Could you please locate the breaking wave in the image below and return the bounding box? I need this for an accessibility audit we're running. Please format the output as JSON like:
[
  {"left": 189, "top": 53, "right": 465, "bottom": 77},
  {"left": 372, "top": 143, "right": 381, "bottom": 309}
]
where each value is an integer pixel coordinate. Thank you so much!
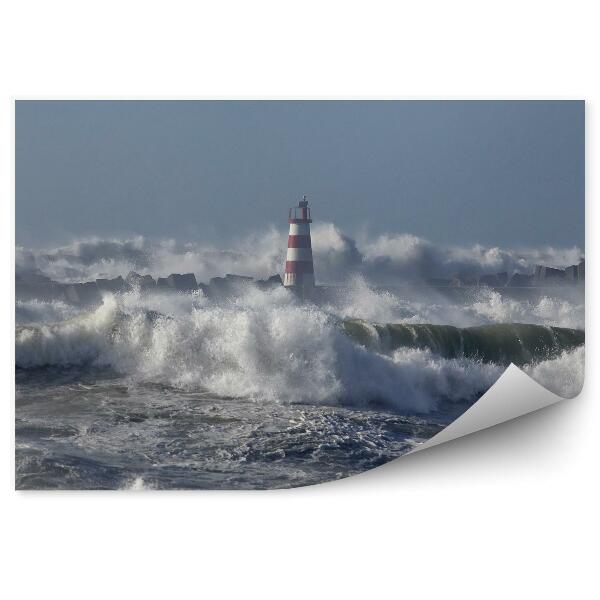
[
  {"left": 342, "top": 320, "right": 583, "bottom": 366},
  {"left": 15, "top": 288, "right": 584, "bottom": 410},
  {"left": 16, "top": 299, "right": 81, "bottom": 324},
  {"left": 16, "top": 228, "right": 584, "bottom": 285},
  {"left": 523, "top": 345, "right": 585, "bottom": 399},
  {"left": 323, "top": 278, "right": 585, "bottom": 329}
]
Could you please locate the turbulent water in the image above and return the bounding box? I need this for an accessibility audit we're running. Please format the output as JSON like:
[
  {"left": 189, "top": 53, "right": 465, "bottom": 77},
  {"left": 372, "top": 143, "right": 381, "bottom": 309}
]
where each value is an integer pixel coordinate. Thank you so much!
[{"left": 15, "top": 284, "right": 585, "bottom": 489}]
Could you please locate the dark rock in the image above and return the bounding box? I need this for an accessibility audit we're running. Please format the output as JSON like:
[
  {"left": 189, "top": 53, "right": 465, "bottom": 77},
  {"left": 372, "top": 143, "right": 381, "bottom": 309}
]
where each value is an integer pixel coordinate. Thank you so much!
[
  {"left": 256, "top": 274, "right": 283, "bottom": 290},
  {"left": 64, "top": 282, "right": 102, "bottom": 304},
  {"left": 166, "top": 273, "right": 198, "bottom": 291},
  {"left": 126, "top": 271, "right": 156, "bottom": 289},
  {"left": 208, "top": 276, "right": 228, "bottom": 295},
  {"left": 565, "top": 259, "right": 585, "bottom": 283},
  {"left": 96, "top": 276, "right": 128, "bottom": 293},
  {"left": 534, "top": 265, "right": 565, "bottom": 284},
  {"left": 225, "top": 274, "right": 253, "bottom": 283},
  {"left": 208, "top": 274, "right": 253, "bottom": 298}
]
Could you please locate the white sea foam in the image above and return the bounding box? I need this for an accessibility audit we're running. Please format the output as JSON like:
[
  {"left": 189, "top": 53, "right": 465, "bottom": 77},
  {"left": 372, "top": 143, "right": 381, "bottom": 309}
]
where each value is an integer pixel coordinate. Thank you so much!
[
  {"left": 15, "top": 288, "right": 584, "bottom": 409},
  {"left": 16, "top": 299, "right": 83, "bottom": 324},
  {"left": 524, "top": 345, "right": 585, "bottom": 399},
  {"left": 468, "top": 287, "right": 584, "bottom": 329},
  {"left": 120, "top": 476, "right": 153, "bottom": 491},
  {"left": 322, "top": 281, "right": 584, "bottom": 329},
  {"left": 16, "top": 228, "right": 584, "bottom": 285}
]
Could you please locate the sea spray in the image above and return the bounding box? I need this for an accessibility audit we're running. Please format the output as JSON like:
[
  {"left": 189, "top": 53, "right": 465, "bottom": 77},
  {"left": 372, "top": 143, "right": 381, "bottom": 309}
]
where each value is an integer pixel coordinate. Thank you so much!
[
  {"left": 17, "top": 231, "right": 584, "bottom": 291},
  {"left": 320, "top": 279, "right": 585, "bottom": 329},
  {"left": 15, "top": 289, "right": 585, "bottom": 408},
  {"left": 16, "top": 299, "right": 82, "bottom": 324},
  {"left": 15, "top": 285, "right": 586, "bottom": 490},
  {"left": 523, "top": 345, "right": 585, "bottom": 399}
]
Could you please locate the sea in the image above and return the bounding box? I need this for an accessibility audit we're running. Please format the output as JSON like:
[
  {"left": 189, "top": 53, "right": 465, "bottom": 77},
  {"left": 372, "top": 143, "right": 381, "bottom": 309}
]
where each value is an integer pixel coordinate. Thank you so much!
[{"left": 15, "top": 283, "right": 585, "bottom": 489}]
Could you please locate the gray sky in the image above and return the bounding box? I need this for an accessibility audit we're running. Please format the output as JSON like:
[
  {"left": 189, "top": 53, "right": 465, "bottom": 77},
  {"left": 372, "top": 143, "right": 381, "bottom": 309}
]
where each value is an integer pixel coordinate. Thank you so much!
[{"left": 16, "top": 100, "right": 584, "bottom": 249}]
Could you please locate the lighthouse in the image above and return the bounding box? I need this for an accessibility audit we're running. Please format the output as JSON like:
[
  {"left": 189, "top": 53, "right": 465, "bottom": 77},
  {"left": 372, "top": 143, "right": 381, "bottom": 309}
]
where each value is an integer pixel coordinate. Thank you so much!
[{"left": 284, "top": 195, "right": 315, "bottom": 295}]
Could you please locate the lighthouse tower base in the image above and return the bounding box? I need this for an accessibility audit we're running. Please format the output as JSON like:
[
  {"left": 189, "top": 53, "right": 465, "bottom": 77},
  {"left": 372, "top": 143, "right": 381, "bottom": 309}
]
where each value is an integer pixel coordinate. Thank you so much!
[{"left": 285, "top": 283, "right": 315, "bottom": 302}]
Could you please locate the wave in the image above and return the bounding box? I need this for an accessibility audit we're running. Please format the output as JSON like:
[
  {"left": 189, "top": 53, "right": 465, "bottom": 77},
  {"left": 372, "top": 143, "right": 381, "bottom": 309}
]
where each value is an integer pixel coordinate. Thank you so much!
[
  {"left": 523, "top": 345, "right": 584, "bottom": 399},
  {"left": 15, "top": 290, "right": 585, "bottom": 409},
  {"left": 16, "top": 229, "right": 584, "bottom": 285},
  {"left": 322, "top": 278, "right": 585, "bottom": 329},
  {"left": 16, "top": 299, "right": 82, "bottom": 324},
  {"left": 342, "top": 320, "right": 584, "bottom": 366}
]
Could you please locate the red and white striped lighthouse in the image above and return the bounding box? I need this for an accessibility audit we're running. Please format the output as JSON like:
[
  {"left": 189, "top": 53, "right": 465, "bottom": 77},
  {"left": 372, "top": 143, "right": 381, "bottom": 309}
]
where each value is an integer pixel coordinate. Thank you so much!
[{"left": 284, "top": 195, "right": 315, "bottom": 292}]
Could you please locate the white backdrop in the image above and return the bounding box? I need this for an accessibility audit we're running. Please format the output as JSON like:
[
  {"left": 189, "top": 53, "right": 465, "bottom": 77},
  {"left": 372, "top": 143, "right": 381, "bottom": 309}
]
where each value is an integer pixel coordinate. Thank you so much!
[{"left": 1, "top": 2, "right": 597, "bottom": 598}]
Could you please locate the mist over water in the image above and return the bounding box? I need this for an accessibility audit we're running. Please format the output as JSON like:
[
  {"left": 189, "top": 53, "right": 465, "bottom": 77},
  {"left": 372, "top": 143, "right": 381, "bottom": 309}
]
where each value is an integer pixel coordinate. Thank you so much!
[
  {"left": 16, "top": 225, "right": 584, "bottom": 285},
  {"left": 15, "top": 230, "right": 585, "bottom": 489}
]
